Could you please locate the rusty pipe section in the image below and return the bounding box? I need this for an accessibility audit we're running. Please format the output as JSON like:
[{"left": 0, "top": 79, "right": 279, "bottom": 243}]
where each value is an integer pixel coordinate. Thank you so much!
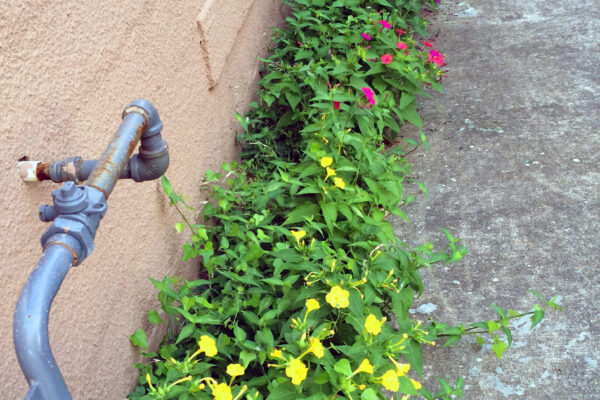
[
  {"left": 85, "top": 107, "right": 146, "bottom": 198},
  {"left": 18, "top": 101, "right": 168, "bottom": 190}
]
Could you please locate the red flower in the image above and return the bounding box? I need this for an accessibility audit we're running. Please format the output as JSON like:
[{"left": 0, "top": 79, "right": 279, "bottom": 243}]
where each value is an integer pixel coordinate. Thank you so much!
[
  {"left": 379, "top": 20, "right": 391, "bottom": 29},
  {"left": 396, "top": 42, "right": 407, "bottom": 50},
  {"left": 333, "top": 101, "right": 341, "bottom": 110},
  {"left": 423, "top": 40, "right": 434, "bottom": 47},
  {"left": 381, "top": 53, "right": 393, "bottom": 64},
  {"left": 396, "top": 29, "right": 406, "bottom": 35},
  {"left": 428, "top": 50, "right": 444, "bottom": 66}
]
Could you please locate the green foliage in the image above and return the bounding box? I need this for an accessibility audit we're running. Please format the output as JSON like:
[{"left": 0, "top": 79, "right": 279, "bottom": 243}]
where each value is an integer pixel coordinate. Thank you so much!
[{"left": 129, "top": 1, "right": 560, "bottom": 399}]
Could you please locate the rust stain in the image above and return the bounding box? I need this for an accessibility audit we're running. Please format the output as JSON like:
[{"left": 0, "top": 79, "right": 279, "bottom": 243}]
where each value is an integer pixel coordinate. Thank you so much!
[
  {"left": 43, "top": 241, "right": 78, "bottom": 265},
  {"left": 86, "top": 183, "right": 109, "bottom": 200},
  {"left": 36, "top": 162, "right": 51, "bottom": 180}
]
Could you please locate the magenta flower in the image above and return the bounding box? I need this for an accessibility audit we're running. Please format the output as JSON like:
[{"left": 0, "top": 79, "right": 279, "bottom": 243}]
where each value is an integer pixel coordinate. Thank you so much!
[
  {"left": 333, "top": 101, "right": 341, "bottom": 110},
  {"left": 396, "top": 29, "right": 406, "bottom": 35},
  {"left": 361, "top": 87, "right": 376, "bottom": 106},
  {"left": 381, "top": 53, "right": 393, "bottom": 64},
  {"left": 379, "top": 20, "right": 391, "bottom": 29},
  {"left": 428, "top": 50, "right": 445, "bottom": 66},
  {"left": 423, "top": 40, "right": 434, "bottom": 48},
  {"left": 396, "top": 42, "right": 407, "bottom": 50},
  {"left": 361, "top": 32, "right": 371, "bottom": 41}
]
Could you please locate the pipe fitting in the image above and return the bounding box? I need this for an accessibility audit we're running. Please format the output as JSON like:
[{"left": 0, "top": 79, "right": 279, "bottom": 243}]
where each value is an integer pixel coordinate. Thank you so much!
[
  {"left": 123, "top": 99, "right": 163, "bottom": 138},
  {"left": 40, "top": 183, "right": 107, "bottom": 265}
]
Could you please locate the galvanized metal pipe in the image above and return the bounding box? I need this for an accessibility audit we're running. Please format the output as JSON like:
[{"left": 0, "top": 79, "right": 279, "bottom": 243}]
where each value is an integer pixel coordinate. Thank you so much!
[
  {"left": 14, "top": 235, "right": 82, "bottom": 400},
  {"left": 14, "top": 100, "right": 166, "bottom": 400},
  {"left": 85, "top": 110, "right": 147, "bottom": 199}
]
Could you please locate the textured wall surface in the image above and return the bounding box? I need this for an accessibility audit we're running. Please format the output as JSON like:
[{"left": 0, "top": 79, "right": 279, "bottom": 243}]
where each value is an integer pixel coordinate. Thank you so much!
[{"left": 0, "top": 0, "right": 283, "bottom": 398}]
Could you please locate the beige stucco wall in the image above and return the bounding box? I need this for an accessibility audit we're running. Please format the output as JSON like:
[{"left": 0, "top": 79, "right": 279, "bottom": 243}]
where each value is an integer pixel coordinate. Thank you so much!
[{"left": 0, "top": 1, "right": 283, "bottom": 398}]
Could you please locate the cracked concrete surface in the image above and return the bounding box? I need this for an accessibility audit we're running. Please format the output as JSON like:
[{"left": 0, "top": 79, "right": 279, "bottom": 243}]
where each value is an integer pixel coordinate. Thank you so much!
[{"left": 390, "top": 0, "right": 600, "bottom": 398}]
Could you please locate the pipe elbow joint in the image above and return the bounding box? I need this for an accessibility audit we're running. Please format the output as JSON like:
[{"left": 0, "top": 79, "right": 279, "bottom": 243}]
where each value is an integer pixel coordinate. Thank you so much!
[
  {"left": 128, "top": 148, "right": 169, "bottom": 182},
  {"left": 123, "top": 99, "right": 163, "bottom": 138},
  {"left": 123, "top": 99, "right": 169, "bottom": 182}
]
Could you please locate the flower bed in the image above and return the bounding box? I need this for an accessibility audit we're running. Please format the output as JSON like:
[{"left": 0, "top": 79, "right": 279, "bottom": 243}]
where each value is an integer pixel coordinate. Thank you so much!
[{"left": 128, "top": 1, "right": 559, "bottom": 399}]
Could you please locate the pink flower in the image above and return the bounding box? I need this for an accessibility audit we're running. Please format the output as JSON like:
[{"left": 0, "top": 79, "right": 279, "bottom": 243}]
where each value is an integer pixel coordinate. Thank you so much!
[
  {"left": 379, "top": 20, "right": 391, "bottom": 29},
  {"left": 381, "top": 53, "right": 393, "bottom": 64},
  {"left": 361, "top": 32, "right": 371, "bottom": 41},
  {"left": 333, "top": 101, "right": 341, "bottom": 110},
  {"left": 428, "top": 50, "right": 445, "bottom": 66},
  {"left": 361, "top": 87, "right": 376, "bottom": 106},
  {"left": 396, "top": 29, "right": 406, "bottom": 35},
  {"left": 396, "top": 42, "right": 407, "bottom": 50},
  {"left": 423, "top": 40, "right": 434, "bottom": 47}
]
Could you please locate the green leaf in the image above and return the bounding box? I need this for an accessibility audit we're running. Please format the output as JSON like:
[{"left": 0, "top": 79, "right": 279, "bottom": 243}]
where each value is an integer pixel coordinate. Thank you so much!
[
  {"left": 283, "top": 202, "right": 319, "bottom": 225},
  {"left": 530, "top": 305, "right": 545, "bottom": 329},
  {"left": 130, "top": 329, "right": 148, "bottom": 350},
  {"left": 361, "top": 388, "right": 379, "bottom": 400},
  {"left": 492, "top": 336, "right": 508, "bottom": 359},
  {"left": 399, "top": 93, "right": 415, "bottom": 109},
  {"left": 234, "top": 111, "right": 249, "bottom": 134},
  {"left": 174, "top": 222, "right": 184, "bottom": 233},
  {"left": 333, "top": 358, "right": 352, "bottom": 376},
  {"left": 490, "top": 303, "right": 507, "bottom": 320},
  {"left": 487, "top": 320, "right": 501, "bottom": 334},
  {"left": 435, "top": 377, "right": 453, "bottom": 396},
  {"left": 401, "top": 105, "right": 423, "bottom": 128},
  {"left": 240, "top": 350, "right": 257, "bottom": 367},
  {"left": 285, "top": 91, "right": 301, "bottom": 110},
  {"left": 161, "top": 175, "right": 172, "bottom": 196},
  {"left": 176, "top": 324, "right": 195, "bottom": 344},
  {"left": 529, "top": 289, "right": 548, "bottom": 303},
  {"left": 443, "top": 335, "right": 461, "bottom": 347},
  {"left": 148, "top": 309, "right": 165, "bottom": 325},
  {"left": 321, "top": 201, "right": 337, "bottom": 231},
  {"left": 405, "top": 339, "right": 423, "bottom": 376},
  {"left": 234, "top": 324, "right": 247, "bottom": 342},
  {"left": 314, "top": 372, "right": 330, "bottom": 384},
  {"left": 474, "top": 335, "right": 486, "bottom": 346}
]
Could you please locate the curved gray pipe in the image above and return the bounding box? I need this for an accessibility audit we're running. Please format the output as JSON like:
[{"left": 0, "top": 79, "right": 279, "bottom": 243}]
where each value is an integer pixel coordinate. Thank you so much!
[
  {"left": 14, "top": 99, "right": 168, "bottom": 400},
  {"left": 14, "top": 235, "right": 82, "bottom": 400}
]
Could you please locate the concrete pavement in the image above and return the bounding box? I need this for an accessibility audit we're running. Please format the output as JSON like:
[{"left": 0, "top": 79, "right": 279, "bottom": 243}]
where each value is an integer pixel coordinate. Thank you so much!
[{"left": 390, "top": 0, "right": 600, "bottom": 398}]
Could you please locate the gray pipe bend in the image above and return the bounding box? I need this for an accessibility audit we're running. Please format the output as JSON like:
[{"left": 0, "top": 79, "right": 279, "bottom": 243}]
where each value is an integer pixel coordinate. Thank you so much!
[{"left": 14, "top": 234, "right": 82, "bottom": 400}]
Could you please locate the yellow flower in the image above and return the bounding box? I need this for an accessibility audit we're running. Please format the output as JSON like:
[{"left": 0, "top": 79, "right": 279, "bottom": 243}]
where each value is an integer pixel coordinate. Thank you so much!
[
  {"left": 305, "top": 298, "right": 320, "bottom": 313},
  {"left": 291, "top": 230, "right": 306, "bottom": 245},
  {"left": 326, "top": 285, "right": 350, "bottom": 308},
  {"left": 285, "top": 358, "right": 308, "bottom": 385},
  {"left": 381, "top": 369, "right": 400, "bottom": 392},
  {"left": 270, "top": 348, "right": 284, "bottom": 359},
  {"left": 325, "top": 167, "right": 336, "bottom": 181},
  {"left": 226, "top": 363, "right": 245, "bottom": 378},
  {"left": 333, "top": 177, "right": 346, "bottom": 190},
  {"left": 145, "top": 373, "right": 154, "bottom": 390},
  {"left": 308, "top": 337, "right": 324, "bottom": 358},
  {"left": 198, "top": 335, "right": 218, "bottom": 357},
  {"left": 410, "top": 378, "right": 422, "bottom": 390},
  {"left": 320, "top": 156, "right": 333, "bottom": 168},
  {"left": 389, "top": 357, "right": 410, "bottom": 376},
  {"left": 212, "top": 382, "right": 232, "bottom": 400},
  {"left": 354, "top": 359, "right": 374, "bottom": 375},
  {"left": 364, "top": 314, "right": 386, "bottom": 336}
]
